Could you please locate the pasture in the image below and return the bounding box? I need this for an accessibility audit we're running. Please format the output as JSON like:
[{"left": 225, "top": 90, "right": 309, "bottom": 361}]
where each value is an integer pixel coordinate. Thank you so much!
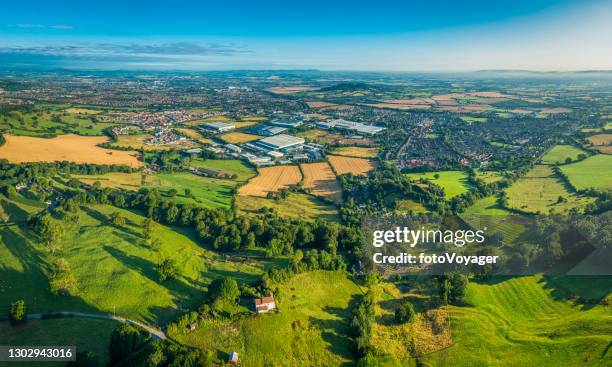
[
  {"left": 560, "top": 154, "right": 612, "bottom": 191},
  {"left": 75, "top": 172, "right": 235, "bottom": 209},
  {"left": 0, "top": 134, "right": 141, "bottom": 167},
  {"left": 0, "top": 205, "right": 269, "bottom": 324},
  {"left": 300, "top": 162, "right": 342, "bottom": 202},
  {"left": 474, "top": 170, "right": 505, "bottom": 184},
  {"left": 406, "top": 171, "right": 472, "bottom": 199},
  {"left": 505, "top": 165, "right": 594, "bottom": 213},
  {"left": 189, "top": 159, "right": 256, "bottom": 181},
  {"left": 172, "top": 271, "right": 361, "bottom": 367},
  {"left": 331, "top": 146, "right": 379, "bottom": 158},
  {"left": 461, "top": 195, "right": 526, "bottom": 244},
  {"left": 238, "top": 165, "right": 302, "bottom": 197},
  {"left": 236, "top": 193, "right": 338, "bottom": 221},
  {"left": 424, "top": 276, "right": 611, "bottom": 367},
  {"left": 0, "top": 108, "right": 116, "bottom": 137},
  {"left": 541, "top": 145, "right": 588, "bottom": 165},
  {"left": 327, "top": 155, "right": 376, "bottom": 176}
]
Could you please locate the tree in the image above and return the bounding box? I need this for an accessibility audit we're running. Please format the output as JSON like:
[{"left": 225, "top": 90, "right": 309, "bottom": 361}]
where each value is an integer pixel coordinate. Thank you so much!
[
  {"left": 142, "top": 218, "right": 153, "bottom": 243},
  {"left": 9, "top": 299, "right": 26, "bottom": 325},
  {"left": 49, "top": 258, "right": 78, "bottom": 296},
  {"left": 438, "top": 277, "right": 452, "bottom": 305},
  {"left": 184, "top": 188, "right": 192, "bottom": 198},
  {"left": 109, "top": 323, "right": 149, "bottom": 363},
  {"left": 433, "top": 173, "right": 440, "bottom": 179},
  {"left": 565, "top": 157, "right": 572, "bottom": 164},
  {"left": 394, "top": 302, "right": 415, "bottom": 323},
  {"left": 207, "top": 277, "right": 239, "bottom": 310},
  {"left": 449, "top": 275, "right": 468, "bottom": 304},
  {"left": 168, "top": 188, "right": 178, "bottom": 197},
  {"left": 155, "top": 258, "right": 179, "bottom": 281},
  {"left": 109, "top": 211, "right": 125, "bottom": 227},
  {"left": 36, "top": 214, "right": 64, "bottom": 254}
]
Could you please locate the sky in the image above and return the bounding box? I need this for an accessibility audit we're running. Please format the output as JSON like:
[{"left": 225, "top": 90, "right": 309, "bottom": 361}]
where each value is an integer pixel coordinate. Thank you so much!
[{"left": 0, "top": 0, "right": 610, "bottom": 71}]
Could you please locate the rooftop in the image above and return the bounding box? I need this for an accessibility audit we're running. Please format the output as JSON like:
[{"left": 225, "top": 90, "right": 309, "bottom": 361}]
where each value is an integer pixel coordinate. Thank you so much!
[
  {"left": 257, "top": 134, "right": 305, "bottom": 149},
  {"left": 204, "top": 121, "right": 235, "bottom": 129}
]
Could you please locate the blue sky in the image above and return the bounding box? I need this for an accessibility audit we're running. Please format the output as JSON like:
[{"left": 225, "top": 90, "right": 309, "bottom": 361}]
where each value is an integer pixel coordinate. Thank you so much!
[{"left": 0, "top": 0, "right": 610, "bottom": 71}]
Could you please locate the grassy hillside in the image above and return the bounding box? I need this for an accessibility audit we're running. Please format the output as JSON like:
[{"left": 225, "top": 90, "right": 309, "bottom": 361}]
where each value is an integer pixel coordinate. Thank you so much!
[
  {"left": 424, "top": 275, "right": 611, "bottom": 367},
  {"left": 0, "top": 205, "right": 274, "bottom": 324},
  {"left": 172, "top": 271, "right": 362, "bottom": 367},
  {"left": 461, "top": 195, "right": 527, "bottom": 244}
]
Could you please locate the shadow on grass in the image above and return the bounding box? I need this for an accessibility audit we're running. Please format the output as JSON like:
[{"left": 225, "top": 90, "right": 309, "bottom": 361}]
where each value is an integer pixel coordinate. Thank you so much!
[
  {"left": 307, "top": 294, "right": 361, "bottom": 366},
  {"left": 103, "top": 245, "right": 206, "bottom": 324}
]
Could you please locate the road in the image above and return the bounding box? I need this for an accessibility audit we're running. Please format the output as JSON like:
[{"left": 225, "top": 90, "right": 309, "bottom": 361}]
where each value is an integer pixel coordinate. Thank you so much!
[{"left": 26, "top": 311, "right": 167, "bottom": 340}]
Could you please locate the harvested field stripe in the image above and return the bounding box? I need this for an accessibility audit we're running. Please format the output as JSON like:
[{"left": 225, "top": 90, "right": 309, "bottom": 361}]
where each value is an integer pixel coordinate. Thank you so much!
[{"left": 238, "top": 165, "right": 302, "bottom": 197}]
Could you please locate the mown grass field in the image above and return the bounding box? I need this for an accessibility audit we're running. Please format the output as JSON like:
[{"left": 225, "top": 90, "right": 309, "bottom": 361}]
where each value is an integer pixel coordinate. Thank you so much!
[
  {"left": 0, "top": 318, "right": 117, "bottom": 366},
  {"left": 474, "top": 170, "right": 505, "bottom": 184},
  {"left": 541, "top": 145, "right": 588, "bottom": 165},
  {"left": 0, "top": 205, "right": 274, "bottom": 324},
  {"left": 423, "top": 276, "right": 612, "bottom": 367},
  {"left": 461, "top": 195, "right": 527, "bottom": 244},
  {"left": 188, "top": 159, "right": 256, "bottom": 181},
  {"left": 407, "top": 171, "right": 473, "bottom": 199},
  {"left": 236, "top": 193, "right": 339, "bottom": 221},
  {"left": 74, "top": 171, "right": 236, "bottom": 209},
  {"left": 560, "top": 154, "right": 612, "bottom": 191},
  {"left": 505, "top": 165, "right": 594, "bottom": 213},
  {"left": 172, "top": 271, "right": 363, "bottom": 367}
]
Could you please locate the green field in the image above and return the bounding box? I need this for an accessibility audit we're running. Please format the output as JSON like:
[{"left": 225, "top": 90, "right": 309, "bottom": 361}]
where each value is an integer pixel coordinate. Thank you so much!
[
  {"left": 0, "top": 205, "right": 274, "bottom": 324},
  {"left": 560, "top": 154, "right": 612, "bottom": 191},
  {"left": 172, "top": 271, "right": 363, "bottom": 367},
  {"left": 459, "top": 116, "right": 487, "bottom": 123},
  {"left": 0, "top": 108, "right": 117, "bottom": 137},
  {"left": 407, "top": 171, "right": 473, "bottom": 199},
  {"left": 461, "top": 195, "right": 526, "bottom": 244},
  {"left": 505, "top": 165, "right": 594, "bottom": 214},
  {"left": 189, "top": 159, "right": 256, "bottom": 181},
  {"left": 0, "top": 318, "right": 117, "bottom": 366},
  {"left": 541, "top": 145, "right": 588, "bottom": 165},
  {"left": 74, "top": 171, "right": 236, "bottom": 209},
  {"left": 474, "top": 170, "right": 505, "bottom": 184},
  {"left": 237, "top": 193, "right": 339, "bottom": 221},
  {"left": 424, "top": 276, "right": 612, "bottom": 367}
]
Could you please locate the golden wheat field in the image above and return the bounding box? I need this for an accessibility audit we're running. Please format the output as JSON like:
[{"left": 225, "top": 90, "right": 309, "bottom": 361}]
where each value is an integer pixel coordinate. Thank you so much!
[
  {"left": 238, "top": 165, "right": 302, "bottom": 197},
  {"left": 300, "top": 162, "right": 342, "bottom": 202},
  {"left": 0, "top": 134, "right": 141, "bottom": 167},
  {"left": 327, "top": 155, "right": 376, "bottom": 176},
  {"left": 331, "top": 146, "right": 379, "bottom": 158},
  {"left": 220, "top": 132, "right": 262, "bottom": 144}
]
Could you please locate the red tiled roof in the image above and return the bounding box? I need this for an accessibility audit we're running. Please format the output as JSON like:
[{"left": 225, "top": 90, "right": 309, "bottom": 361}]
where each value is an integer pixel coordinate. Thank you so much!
[{"left": 255, "top": 295, "right": 274, "bottom": 305}]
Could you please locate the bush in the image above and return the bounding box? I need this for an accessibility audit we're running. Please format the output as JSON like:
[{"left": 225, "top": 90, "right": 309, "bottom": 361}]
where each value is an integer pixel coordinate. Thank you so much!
[
  {"left": 394, "top": 302, "right": 415, "bottom": 323},
  {"left": 9, "top": 300, "right": 26, "bottom": 325}
]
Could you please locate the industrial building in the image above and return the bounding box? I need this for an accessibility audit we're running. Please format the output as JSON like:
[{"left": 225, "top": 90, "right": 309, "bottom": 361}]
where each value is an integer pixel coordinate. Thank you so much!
[
  {"left": 249, "top": 125, "right": 287, "bottom": 136},
  {"left": 253, "top": 134, "right": 305, "bottom": 151},
  {"left": 268, "top": 118, "right": 303, "bottom": 128},
  {"left": 316, "top": 119, "right": 385, "bottom": 135},
  {"left": 201, "top": 121, "right": 235, "bottom": 134}
]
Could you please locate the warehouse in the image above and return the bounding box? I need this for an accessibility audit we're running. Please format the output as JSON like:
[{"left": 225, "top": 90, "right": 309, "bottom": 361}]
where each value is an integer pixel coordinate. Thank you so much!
[
  {"left": 201, "top": 121, "right": 235, "bottom": 134},
  {"left": 249, "top": 125, "right": 287, "bottom": 136},
  {"left": 254, "top": 134, "right": 305, "bottom": 151}
]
